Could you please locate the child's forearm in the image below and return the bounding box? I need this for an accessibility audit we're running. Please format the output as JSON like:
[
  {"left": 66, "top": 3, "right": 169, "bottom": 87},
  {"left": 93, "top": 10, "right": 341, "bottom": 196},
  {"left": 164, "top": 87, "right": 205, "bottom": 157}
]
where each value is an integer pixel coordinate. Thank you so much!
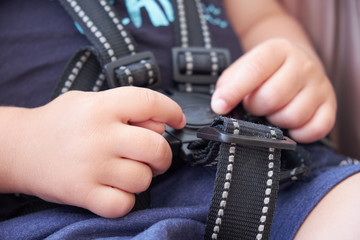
[
  {"left": 223, "top": 0, "right": 321, "bottom": 65},
  {"left": 0, "top": 107, "right": 30, "bottom": 193}
]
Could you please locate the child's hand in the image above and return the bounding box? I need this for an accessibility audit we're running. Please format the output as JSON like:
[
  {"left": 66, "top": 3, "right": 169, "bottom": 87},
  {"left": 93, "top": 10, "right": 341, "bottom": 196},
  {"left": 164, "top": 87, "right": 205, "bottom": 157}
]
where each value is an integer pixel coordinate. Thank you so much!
[
  {"left": 211, "top": 38, "right": 337, "bottom": 143},
  {"left": 4, "top": 87, "right": 185, "bottom": 218}
]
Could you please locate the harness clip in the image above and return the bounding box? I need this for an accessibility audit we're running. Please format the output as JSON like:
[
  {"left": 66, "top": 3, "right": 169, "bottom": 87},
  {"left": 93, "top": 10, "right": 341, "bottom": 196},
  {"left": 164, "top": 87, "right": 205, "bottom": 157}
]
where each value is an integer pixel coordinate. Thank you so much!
[
  {"left": 172, "top": 47, "right": 231, "bottom": 85},
  {"left": 104, "top": 51, "right": 161, "bottom": 89},
  {"left": 197, "top": 126, "right": 297, "bottom": 150}
]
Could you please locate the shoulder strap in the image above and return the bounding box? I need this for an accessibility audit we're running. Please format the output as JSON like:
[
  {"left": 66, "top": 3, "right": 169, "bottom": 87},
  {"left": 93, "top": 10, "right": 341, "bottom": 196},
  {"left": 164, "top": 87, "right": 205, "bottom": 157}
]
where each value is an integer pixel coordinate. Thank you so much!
[
  {"left": 170, "top": 0, "right": 231, "bottom": 94},
  {"left": 196, "top": 118, "right": 294, "bottom": 240},
  {"left": 52, "top": 0, "right": 161, "bottom": 99},
  {"left": 53, "top": 0, "right": 231, "bottom": 98}
]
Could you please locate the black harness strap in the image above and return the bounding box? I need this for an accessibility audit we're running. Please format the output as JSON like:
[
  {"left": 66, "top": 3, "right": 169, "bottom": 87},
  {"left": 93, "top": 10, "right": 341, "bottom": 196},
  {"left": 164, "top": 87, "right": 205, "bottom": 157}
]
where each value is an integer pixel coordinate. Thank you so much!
[
  {"left": 52, "top": 0, "right": 160, "bottom": 99},
  {"left": 60, "top": 0, "right": 137, "bottom": 62},
  {"left": 195, "top": 117, "right": 294, "bottom": 240},
  {"left": 51, "top": 48, "right": 106, "bottom": 96},
  {"left": 170, "top": 0, "right": 230, "bottom": 94}
]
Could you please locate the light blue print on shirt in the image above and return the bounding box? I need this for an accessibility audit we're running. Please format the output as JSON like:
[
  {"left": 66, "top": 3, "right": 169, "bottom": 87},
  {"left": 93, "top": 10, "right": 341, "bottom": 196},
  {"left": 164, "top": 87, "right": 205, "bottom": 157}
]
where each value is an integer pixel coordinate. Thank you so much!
[
  {"left": 121, "top": 0, "right": 228, "bottom": 29},
  {"left": 202, "top": 3, "right": 228, "bottom": 28},
  {"left": 124, "top": 0, "right": 174, "bottom": 28}
]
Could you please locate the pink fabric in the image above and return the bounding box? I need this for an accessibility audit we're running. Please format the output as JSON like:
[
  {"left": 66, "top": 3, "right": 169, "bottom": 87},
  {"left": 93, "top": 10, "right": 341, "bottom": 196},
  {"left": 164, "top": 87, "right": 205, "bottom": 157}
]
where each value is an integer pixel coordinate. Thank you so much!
[{"left": 280, "top": 0, "right": 360, "bottom": 159}]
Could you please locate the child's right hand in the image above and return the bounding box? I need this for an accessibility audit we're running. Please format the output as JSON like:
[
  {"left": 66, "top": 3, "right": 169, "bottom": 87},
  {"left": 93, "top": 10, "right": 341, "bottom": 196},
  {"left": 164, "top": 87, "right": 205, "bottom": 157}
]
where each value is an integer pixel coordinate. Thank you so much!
[
  {"left": 211, "top": 39, "right": 337, "bottom": 143},
  {"left": 0, "top": 87, "right": 185, "bottom": 218}
]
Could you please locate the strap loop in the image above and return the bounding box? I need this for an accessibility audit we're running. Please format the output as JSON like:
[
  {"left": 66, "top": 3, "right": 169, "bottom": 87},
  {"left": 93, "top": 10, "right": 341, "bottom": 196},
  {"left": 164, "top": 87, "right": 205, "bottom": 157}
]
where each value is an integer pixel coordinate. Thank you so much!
[
  {"left": 104, "top": 51, "right": 161, "bottom": 88},
  {"left": 172, "top": 47, "right": 231, "bottom": 85},
  {"left": 197, "top": 126, "right": 296, "bottom": 150}
]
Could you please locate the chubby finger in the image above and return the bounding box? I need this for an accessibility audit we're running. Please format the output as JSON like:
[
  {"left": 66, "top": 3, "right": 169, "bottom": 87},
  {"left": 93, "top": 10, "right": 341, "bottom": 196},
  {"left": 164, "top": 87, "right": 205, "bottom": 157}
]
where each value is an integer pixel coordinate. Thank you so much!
[
  {"left": 130, "top": 120, "right": 166, "bottom": 134},
  {"left": 242, "top": 58, "right": 304, "bottom": 116},
  {"left": 211, "top": 39, "right": 287, "bottom": 115},
  {"left": 111, "top": 124, "right": 172, "bottom": 176},
  {"left": 265, "top": 84, "right": 321, "bottom": 130},
  {"left": 104, "top": 87, "right": 186, "bottom": 129},
  {"left": 288, "top": 101, "right": 336, "bottom": 143},
  {"left": 266, "top": 73, "right": 335, "bottom": 128},
  {"left": 85, "top": 185, "right": 135, "bottom": 218},
  {"left": 97, "top": 158, "right": 153, "bottom": 194}
]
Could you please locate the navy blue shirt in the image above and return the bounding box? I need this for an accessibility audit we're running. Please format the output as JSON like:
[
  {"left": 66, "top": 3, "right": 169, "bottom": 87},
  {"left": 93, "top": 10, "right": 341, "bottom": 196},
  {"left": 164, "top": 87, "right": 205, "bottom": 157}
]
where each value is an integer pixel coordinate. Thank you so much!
[{"left": 0, "top": 0, "right": 242, "bottom": 108}]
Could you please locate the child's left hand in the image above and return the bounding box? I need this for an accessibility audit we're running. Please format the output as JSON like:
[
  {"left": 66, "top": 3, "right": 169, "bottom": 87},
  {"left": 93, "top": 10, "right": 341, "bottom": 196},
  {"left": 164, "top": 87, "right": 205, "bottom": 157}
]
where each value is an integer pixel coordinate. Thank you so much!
[{"left": 211, "top": 38, "right": 337, "bottom": 143}]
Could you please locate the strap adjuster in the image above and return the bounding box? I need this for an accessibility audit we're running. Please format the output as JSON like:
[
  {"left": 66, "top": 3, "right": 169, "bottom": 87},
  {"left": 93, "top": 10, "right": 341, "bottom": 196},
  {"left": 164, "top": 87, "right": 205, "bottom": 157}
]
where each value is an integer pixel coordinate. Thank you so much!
[
  {"left": 172, "top": 47, "right": 231, "bottom": 85},
  {"left": 197, "top": 126, "right": 297, "bottom": 150},
  {"left": 104, "top": 51, "right": 161, "bottom": 89}
]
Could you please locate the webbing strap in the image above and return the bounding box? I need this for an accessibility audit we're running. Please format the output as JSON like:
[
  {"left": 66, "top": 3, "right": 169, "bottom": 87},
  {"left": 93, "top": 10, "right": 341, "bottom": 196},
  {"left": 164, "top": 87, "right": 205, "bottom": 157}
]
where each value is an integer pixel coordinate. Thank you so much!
[
  {"left": 170, "top": 0, "right": 230, "bottom": 94},
  {"left": 52, "top": 0, "right": 160, "bottom": 99},
  {"left": 51, "top": 48, "right": 107, "bottom": 97},
  {"left": 195, "top": 117, "right": 283, "bottom": 240},
  {"left": 171, "top": 0, "right": 210, "bottom": 47},
  {"left": 59, "top": 0, "right": 137, "bottom": 62}
]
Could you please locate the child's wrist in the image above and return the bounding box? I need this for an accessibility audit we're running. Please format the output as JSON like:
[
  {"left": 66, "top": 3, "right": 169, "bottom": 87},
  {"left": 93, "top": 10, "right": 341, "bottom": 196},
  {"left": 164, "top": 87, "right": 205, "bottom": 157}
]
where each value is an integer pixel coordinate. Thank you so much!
[{"left": 0, "top": 107, "right": 33, "bottom": 194}]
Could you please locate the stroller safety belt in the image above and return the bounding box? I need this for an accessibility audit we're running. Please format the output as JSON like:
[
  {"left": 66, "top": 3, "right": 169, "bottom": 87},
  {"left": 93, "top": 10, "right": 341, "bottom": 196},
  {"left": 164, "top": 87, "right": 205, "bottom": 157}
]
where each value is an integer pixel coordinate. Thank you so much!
[
  {"left": 55, "top": 1, "right": 311, "bottom": 239},
  {"left": 195, "top": 117, "right": 294, "bottom": 240},
  {"left": 52, "top": 0, "right": 161, "bottom": 98},
  {"left": 170, "top": 0, "right": 230, "bottom": 94}
]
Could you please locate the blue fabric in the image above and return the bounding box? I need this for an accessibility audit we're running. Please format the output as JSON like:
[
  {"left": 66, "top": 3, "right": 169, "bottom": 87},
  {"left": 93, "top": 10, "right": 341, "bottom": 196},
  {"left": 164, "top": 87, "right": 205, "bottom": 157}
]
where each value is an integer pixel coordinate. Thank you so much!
[
  {"left": 0, "top": 167, "right": 213, "bottom": 240},
  {"left": 1, "top": 144, "right": 360, "bottom": 239},
  {"left": 270, "top": 144, "right": 360, "bottom": 239}
]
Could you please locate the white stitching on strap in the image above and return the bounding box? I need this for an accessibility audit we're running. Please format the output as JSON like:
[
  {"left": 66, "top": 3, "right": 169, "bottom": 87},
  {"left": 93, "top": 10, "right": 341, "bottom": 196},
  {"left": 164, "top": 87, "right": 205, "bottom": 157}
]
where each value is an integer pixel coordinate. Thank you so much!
[
  {"left": 67, "top": 0, "right": 117, "bottom": 61},
  {"left": 194, "top": 0, "right": 219, "bottom": 79},
  {"left": 176, "top": 0, "right": 189, "bottom": 48},
  {"left": 99, "top": 0, "right": 136, "bottom": 55},
  {"left": 211, "top": 119, "right": 239, "bottom": 240},
  {"left": 61, "top": 50, "right": 91, "bottom": 94},
  {"left": 92, "top": 72, "right": 106, "bottom": 92},
  {"left": 175, "top": 0, "right": 193, "bottom": 87},
  {"left": 256, "top": 128, "right": 277, "bottom": 240},
  {"left": 194, "top": 0, "right": 211, "bottom": 48},
  {"left": 140, "top": 60, "right": 155, "bottom": 85},
  {"left": 119, "top": 66, "right": 134, "bottom": 85},
  {"left": 176, "top": 0, "right": 219, "bottom": 93}
]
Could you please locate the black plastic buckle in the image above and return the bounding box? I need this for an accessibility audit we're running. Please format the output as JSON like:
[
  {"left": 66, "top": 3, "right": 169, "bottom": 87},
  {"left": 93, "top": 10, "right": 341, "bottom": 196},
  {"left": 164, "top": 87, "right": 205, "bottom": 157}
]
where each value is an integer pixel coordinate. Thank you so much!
[
  {"left": 197, "top": 126, "right": 297, "bottom": 150},
  {"left": 104, "top": 51, "right": 160, "bottom": 88},
  {"left": 172, "top": 47, "right": 231, "bottom": 85},
  {"left": 162, "top": 90, "right": 218, "bottom": 168}
]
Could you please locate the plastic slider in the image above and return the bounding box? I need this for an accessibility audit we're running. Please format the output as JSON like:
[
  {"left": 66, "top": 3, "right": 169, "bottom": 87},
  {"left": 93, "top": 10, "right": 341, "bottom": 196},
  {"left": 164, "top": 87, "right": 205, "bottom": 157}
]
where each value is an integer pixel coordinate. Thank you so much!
[
  {"left": 172, "top": 46, "right": 231, "bottom": 85},
  {"left": 104, "top": 51, "right": 160, "bottom": 88},
  {"left": 197, "top": 126, "right": 296, "bottom": 150}
]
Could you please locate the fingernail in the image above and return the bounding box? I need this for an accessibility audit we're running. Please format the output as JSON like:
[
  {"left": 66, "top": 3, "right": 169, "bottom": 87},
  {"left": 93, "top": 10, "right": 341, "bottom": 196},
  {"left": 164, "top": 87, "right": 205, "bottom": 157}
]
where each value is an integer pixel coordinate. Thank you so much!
[
  {"left": 211, "top": 98, "right": 227, "bottom": 114},
  {"left": 180, "top": 114, "right": 186, "bottom": 127}
]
